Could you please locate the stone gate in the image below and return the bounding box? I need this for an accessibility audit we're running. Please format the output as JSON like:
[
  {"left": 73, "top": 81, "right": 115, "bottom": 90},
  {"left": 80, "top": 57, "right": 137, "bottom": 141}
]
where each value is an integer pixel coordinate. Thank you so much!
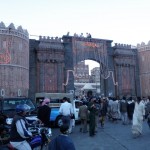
[
  {"left": 62, "top": 35, "right": 140, "bottom": 97},
  {"left": 29, "top": 35, "right": 141, "bottom": 99}
]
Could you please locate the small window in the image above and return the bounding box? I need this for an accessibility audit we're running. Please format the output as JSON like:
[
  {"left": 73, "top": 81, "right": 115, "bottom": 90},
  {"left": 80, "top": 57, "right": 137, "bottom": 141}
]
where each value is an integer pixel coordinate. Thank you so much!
[
  {"left": 18, "top": 89, "right": 21, "bottom": 96},
  {"left": 1, "top": 89, "right": 5, "bottom": 97}
]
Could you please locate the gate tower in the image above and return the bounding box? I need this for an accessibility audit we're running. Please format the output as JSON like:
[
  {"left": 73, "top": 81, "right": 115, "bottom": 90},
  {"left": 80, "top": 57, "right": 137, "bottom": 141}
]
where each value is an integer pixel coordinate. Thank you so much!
[{"left": 0, "top": 22, "right": 29, "bottom": 98}]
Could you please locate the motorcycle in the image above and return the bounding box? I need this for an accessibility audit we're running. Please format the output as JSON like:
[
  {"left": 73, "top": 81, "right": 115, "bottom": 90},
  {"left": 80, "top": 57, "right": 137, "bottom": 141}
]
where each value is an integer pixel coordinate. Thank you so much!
[
  {"left": 28, "top": 122, "right": 52, "bottom": 150},
  {"left": 0, "top": 120, "right": 52, "bottom": 150}
]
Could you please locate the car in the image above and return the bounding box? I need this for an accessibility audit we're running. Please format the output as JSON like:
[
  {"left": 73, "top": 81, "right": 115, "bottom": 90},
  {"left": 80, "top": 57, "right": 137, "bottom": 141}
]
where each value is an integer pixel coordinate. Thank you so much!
[
  {"left": 0, "top": 97, "right": 37, "bottom": 125},
  {"left": 50, "top": 100, "right": 83, "bottom": 127},
  {"left": 0, "top": 97, "right": 38, "bottom": 146},
  {"left": 35, "top": 93, "right": 84, "bottom": 127}
]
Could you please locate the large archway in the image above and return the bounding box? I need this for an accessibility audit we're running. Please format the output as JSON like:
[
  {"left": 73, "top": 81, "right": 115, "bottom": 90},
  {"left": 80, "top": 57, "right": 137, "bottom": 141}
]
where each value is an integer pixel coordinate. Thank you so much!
[
  {"left": 62, "top": 35, "right": 117, "bottom": 97},
  {"left": 62, "top": 35, "right": 140, "bottom": 97}
]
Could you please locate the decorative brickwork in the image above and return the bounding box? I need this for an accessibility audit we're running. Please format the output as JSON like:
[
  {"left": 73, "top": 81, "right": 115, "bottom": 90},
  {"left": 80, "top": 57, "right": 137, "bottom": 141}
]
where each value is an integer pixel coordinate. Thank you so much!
[
  {"left": 29, "top": 35, "right": 141, "bottom": 98},
  {"left": 113, "top": 43, "right": 140, "bottom": 97},
  {"left": 137, "top": 41, "right": 150, "bottom": 97},
  {"left": 0, "top": 22, "right": 29, "bottom": 97},
  {"left": 29, "top": 36, "right": 65, "bottom": 99}
]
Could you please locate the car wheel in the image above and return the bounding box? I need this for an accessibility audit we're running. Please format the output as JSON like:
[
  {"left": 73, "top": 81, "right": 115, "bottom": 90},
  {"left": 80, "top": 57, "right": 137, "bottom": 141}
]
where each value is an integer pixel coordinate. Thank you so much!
[{"left": 55, "top": 116, "right": 63, "bottom": 127}]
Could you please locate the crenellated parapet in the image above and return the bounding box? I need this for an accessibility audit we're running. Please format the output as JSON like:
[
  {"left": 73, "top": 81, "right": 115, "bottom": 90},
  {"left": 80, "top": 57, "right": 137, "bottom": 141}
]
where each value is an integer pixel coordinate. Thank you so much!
[
  {"left": 114, "top": 43, "right": 136, "bottom": 56},
  {"left": 113, "top": 43, "right": 137, "bottom": 66},
  {"left": 39, "top": 36, "right": 64, "bottom": 50},
  {"left": 137, "top": 41, "right": 150, "bottom": 47},
  {"left": 114, "top": 43, "right": 131, "bottom": 49},
  {"left": 0, "top": 22, "right": 29, "bottom": 42},
  {"left": 137, "top": 41, "right": 150, "bottom": 51},
  {"left": 39, "top": 36, "right": 62, "bottom": 42}
]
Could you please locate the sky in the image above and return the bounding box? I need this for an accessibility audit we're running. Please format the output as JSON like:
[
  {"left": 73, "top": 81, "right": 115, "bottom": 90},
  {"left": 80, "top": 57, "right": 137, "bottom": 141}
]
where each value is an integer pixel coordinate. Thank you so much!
[{"left": 1, "top": 0, "right": 150, "bottom": 71}]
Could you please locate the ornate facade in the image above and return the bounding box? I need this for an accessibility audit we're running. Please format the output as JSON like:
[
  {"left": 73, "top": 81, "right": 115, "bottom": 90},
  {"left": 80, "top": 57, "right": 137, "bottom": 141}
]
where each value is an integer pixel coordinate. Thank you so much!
[
  {"left": 29, "top": 35, "right": 141, "bottom": 99},
  {"left": 29, "top": 36, "right": 65, "bottom": 99},
  {"left": 113, "top": 43, "right": 140, "bottom": 97}
]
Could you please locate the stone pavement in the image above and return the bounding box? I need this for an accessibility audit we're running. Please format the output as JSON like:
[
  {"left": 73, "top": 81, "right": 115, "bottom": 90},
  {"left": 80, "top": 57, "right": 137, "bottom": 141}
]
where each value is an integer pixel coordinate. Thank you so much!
[{"left": 51, "top": 120, "right": 150, "bottom": 150}]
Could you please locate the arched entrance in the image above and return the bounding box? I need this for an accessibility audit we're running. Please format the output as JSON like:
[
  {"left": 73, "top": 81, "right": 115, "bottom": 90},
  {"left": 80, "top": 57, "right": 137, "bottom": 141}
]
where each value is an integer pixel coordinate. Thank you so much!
[{"left": 62, "top": 36, "right": 140, "bottom": 97}]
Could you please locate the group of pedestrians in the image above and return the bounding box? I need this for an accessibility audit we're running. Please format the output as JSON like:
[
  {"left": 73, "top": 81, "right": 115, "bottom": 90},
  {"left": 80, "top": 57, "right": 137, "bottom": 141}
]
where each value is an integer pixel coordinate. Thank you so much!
[
  {"left": 48, "top": 94, "right": 150, "bottom": 149},
  {"left": 77, "top": 95, "right": 150, "bottom": 140},
  {"left": 36, "top": 95, "right": 150, "bottom": 147},
  {"left": 7, "top": 95, "right": 150, "bottom": 150},
  {"left": 49, "top": 96, "right": 76, "bottom": 150},
  {"left": 108, "top": 96, "right": 135, "bottom": 125},
  {"left": 102, "top": 96, "right": 150, "bottom": 138},
  {"left": 78, "top": 96, "right": 108, "bottom": 137},
  {"left": 8, "top": 97, "right": 76, "bottom": 150}
]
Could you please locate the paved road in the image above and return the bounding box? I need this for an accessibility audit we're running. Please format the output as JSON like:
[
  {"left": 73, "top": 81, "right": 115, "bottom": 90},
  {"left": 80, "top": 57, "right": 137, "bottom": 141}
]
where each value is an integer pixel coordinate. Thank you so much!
[{"left": 51, "top": 120, "right": 150, "bottom": 150}]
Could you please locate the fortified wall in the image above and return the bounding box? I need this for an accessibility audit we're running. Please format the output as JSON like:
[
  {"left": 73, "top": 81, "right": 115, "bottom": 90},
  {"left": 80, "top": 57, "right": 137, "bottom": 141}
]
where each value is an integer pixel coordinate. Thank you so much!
[
  {"left": 0, "top": 22, "right": 29, "bottom": 97},
  {"left": 137, "top": 41, "right": 150, "bottom": 97},
  {"left": 0, "top": 21, "right": 144, "bottom": 98}
]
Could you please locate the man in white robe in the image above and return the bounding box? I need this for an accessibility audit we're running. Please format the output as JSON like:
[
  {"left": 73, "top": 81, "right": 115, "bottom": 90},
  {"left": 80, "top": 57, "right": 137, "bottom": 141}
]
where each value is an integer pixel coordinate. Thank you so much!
[{"left": 132, "top": 97, "right": 145, "bottom": 138}]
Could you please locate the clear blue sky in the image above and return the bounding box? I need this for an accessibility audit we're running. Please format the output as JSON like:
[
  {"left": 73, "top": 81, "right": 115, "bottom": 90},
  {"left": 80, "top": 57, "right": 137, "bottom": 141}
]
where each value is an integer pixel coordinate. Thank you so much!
[{"left": 1, "top": 0, "right": 150, "bottom": 70}]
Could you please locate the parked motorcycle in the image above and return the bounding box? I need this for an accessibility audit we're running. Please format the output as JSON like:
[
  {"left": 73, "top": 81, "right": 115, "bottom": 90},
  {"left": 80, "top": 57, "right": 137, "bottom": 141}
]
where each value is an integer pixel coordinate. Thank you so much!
[
  {"left": 29, "top": 122, "right": 52, "bottom": 150},
  {"left": 0, "top": 121, "right": 52, "bottom": 150}
]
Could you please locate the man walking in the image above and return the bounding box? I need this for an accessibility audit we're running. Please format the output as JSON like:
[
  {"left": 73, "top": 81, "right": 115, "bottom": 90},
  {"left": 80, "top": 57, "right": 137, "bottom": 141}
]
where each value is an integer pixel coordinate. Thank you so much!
[
  {"left": 132, "top": 97, "right": 145, "bottom": 138},
  {"left": 59, "top": 97, "right": 74, "bottom": 133},
  {"left": 78, "top": 101, "right": 88, "bottom": 133},
  {"left": 127, "top": 97, "right": 135, "bottom": 124},
  {"left": 37, "top": 98, "right": 51, "bottom": 127},
  {"left": 99, "top": 98, "right": 108, "bottom": 128},
  {"left": 88, "top": 97, "right": 97, "bottom": 137},
  {"left": 120, "top": 96, "right": 128, "bottom": 125}
]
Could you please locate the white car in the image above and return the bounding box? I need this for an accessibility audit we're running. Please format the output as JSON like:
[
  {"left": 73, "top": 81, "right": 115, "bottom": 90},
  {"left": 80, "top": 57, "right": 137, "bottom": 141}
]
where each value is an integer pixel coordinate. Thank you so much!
[{"left": 50, "top": 100, "right": 83, "bottom": 127}]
